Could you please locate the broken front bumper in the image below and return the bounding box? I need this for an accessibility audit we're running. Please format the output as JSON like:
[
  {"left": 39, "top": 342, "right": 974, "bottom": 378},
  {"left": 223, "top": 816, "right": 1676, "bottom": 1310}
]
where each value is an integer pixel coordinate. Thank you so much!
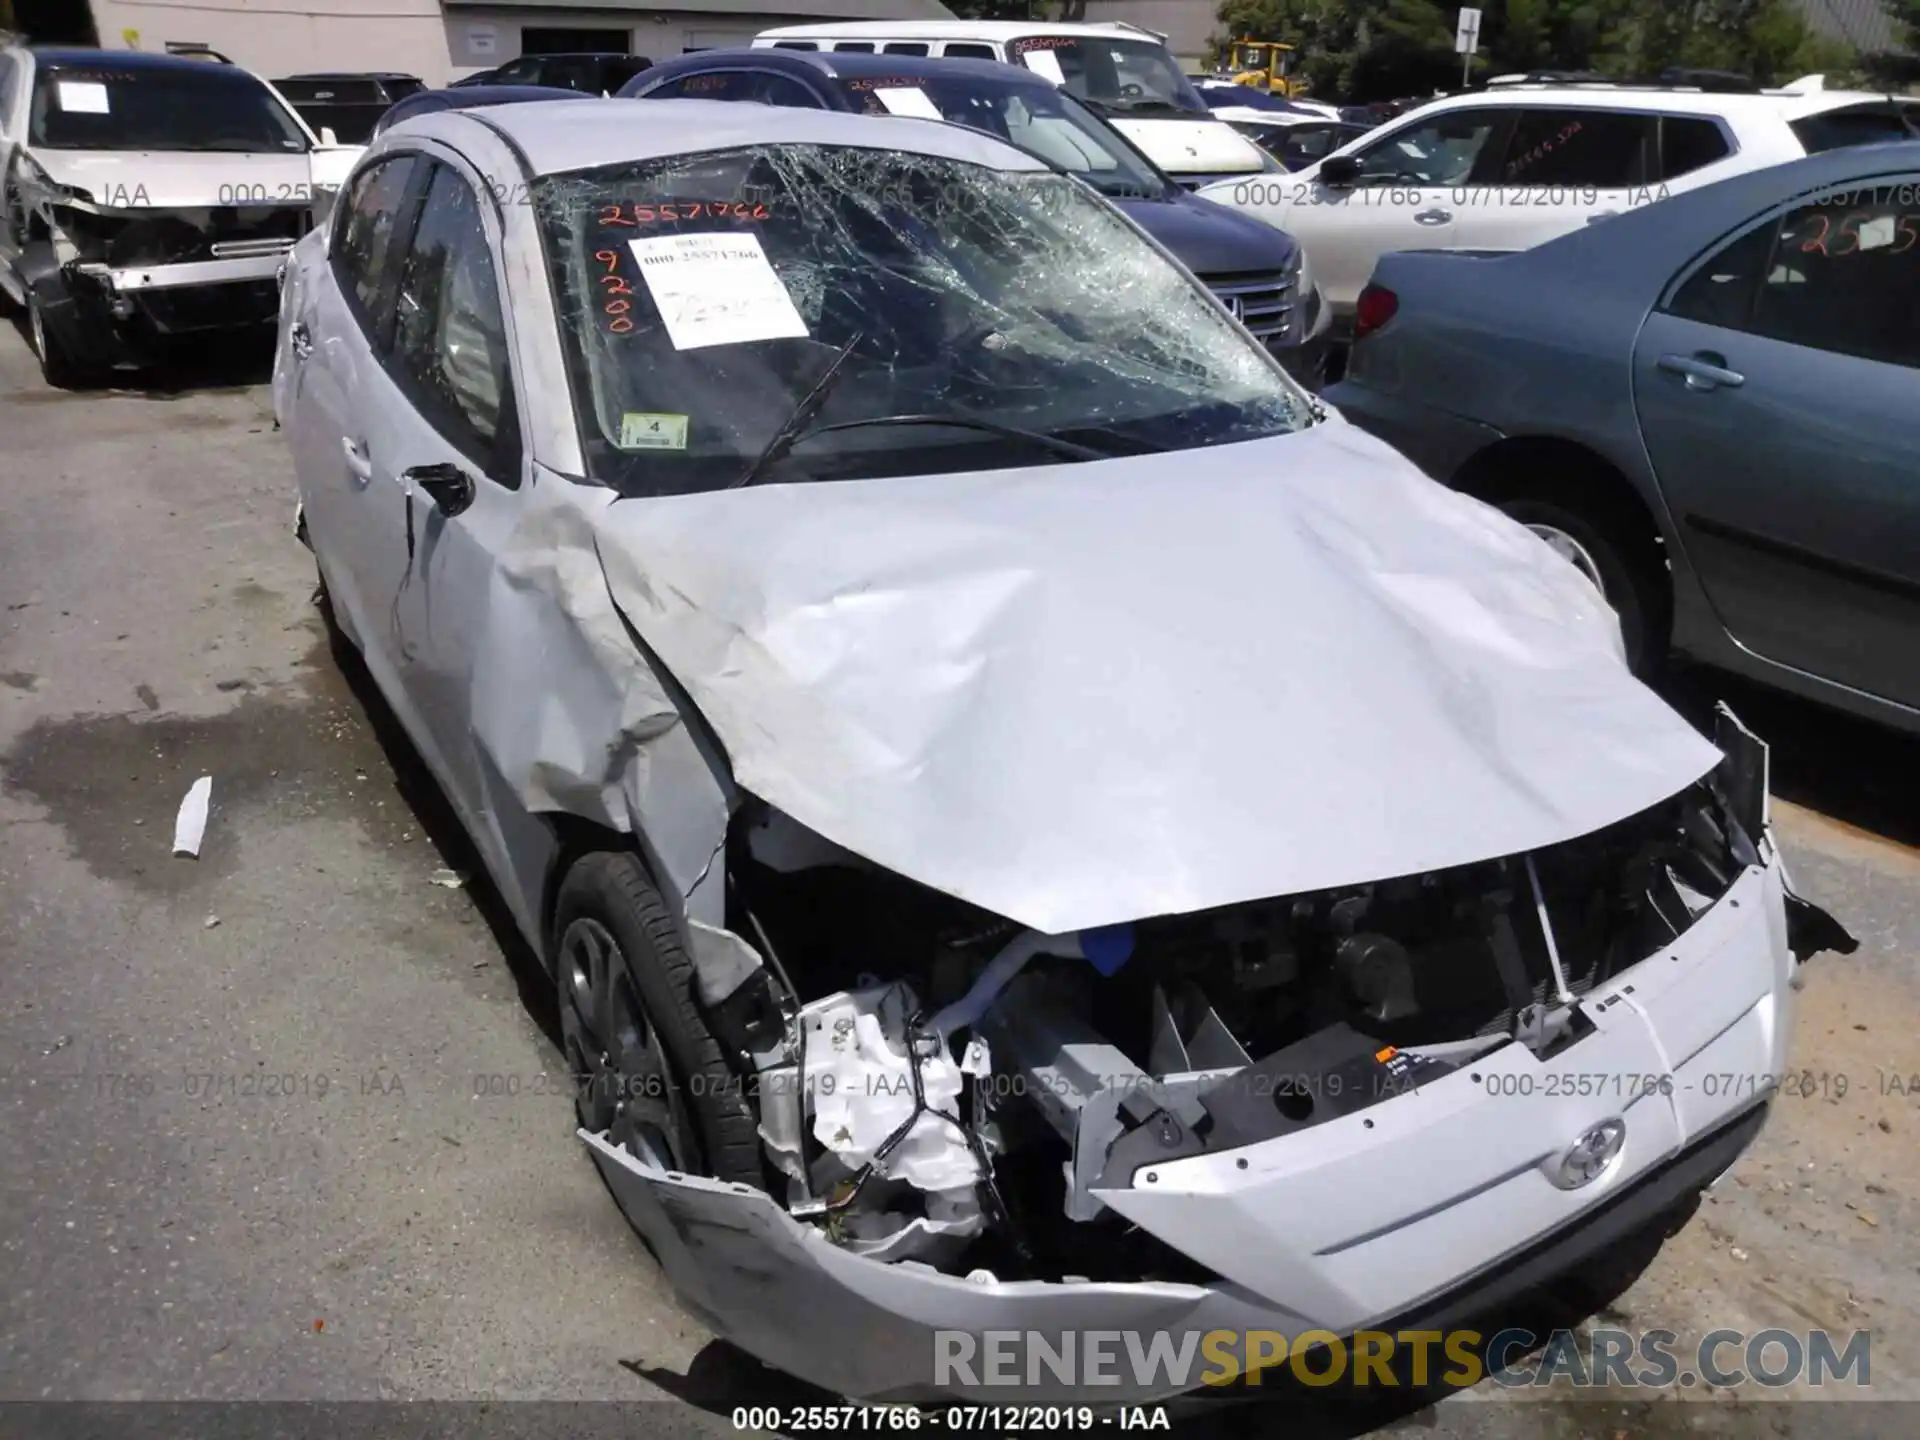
[
  {"left": 585, "top": 848, "right": 1799, "bottom": 1404},
  {"left": 43, "top": 253, "right": 287, "bottom": 367}
]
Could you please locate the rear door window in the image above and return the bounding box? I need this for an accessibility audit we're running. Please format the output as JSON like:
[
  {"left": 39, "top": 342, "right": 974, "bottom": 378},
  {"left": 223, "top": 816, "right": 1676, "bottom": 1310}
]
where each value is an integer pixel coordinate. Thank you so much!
[
  {"left": 883, "top": 43, "right": 929, "bottom": 55},
  {"left": 1497, "top": 108, "right": 1656, "bottom": 188},
  {"left": 1664, "top": 181, "right": 1920, "bottom": 370}
]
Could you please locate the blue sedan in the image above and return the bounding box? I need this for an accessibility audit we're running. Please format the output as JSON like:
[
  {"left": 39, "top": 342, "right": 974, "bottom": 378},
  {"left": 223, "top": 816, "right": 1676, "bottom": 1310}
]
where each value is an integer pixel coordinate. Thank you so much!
[
  {"left": 1326, "top": 141, "right": 1920, "bottom": 727},
  {"left": 622, "top": 49, "right": 1332, "bottom": 385}
]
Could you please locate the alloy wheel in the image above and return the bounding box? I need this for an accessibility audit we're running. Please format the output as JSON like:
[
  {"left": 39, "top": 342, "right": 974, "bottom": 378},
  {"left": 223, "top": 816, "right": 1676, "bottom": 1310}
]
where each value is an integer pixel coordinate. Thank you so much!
[
  {"left": 557, "top": 916, "right": 696, "bottom": 1171},
  {"left": 1525, "top": 521, "right": 1608, "bottom": 599}
]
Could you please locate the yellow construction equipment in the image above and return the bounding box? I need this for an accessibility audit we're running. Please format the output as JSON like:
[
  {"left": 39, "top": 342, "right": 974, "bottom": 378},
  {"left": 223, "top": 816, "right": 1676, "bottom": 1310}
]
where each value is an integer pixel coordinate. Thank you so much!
[{"left": 1224, "top": 38, "right": 1310, "bottom": 97}]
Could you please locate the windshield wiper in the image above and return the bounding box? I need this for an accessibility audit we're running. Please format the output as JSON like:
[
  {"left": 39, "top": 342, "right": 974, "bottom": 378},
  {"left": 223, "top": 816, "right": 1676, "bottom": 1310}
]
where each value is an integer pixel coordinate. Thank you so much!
[
  {"left": 732, "top": 329, "right": 866, "bottom": 489},
  {"left": 736, "top": 411, "right": 1115, "bottom": 489},
  {"left": 803, "top": 414, "right": 1110, "bottom": 461}
]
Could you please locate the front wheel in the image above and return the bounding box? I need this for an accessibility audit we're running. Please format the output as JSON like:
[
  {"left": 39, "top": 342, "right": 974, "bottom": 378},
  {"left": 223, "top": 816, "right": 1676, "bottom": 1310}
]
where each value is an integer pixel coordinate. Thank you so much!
[
  {"left": 553, "top": 851, "right": 765, "bottom": 1189},
  {"left": 27, "top": 289, "right": 95, "bottom": 390},
  {"left": 1498, "top": 494, "right": 1667, "bottom": 675}
]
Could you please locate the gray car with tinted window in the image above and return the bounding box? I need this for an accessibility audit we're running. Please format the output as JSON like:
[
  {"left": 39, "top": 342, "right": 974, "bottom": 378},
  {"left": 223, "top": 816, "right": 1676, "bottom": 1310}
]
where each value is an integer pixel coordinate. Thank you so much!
[{"left": 1325, "top": 140, "right": 1920, "bottom": 729}]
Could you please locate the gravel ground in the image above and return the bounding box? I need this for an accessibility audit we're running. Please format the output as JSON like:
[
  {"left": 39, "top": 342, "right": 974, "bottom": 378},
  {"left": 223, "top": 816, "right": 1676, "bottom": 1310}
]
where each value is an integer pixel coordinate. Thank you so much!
[{"left": 0, "top": 321, "right": 1914, "bottom": 1439}]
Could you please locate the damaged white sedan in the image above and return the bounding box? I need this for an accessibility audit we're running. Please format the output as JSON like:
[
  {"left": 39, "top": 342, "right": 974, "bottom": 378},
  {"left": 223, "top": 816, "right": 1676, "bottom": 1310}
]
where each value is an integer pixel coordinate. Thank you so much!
[{"left": 273, "top": 98, "right": 1855, "bottom": 1405}]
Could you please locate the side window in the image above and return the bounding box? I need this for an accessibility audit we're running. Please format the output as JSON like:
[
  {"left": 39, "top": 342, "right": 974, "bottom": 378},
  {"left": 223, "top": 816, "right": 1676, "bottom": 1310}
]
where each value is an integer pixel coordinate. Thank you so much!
[
  {"left": 943, "top": 43, "right": 997, "bottom": 60},
  {"left": 332, "top": 156, "right": 421, "bottom": 347},
  {"left": 1351, "top": 110, "right": 1501, "bottom": 186},
  {"left": 1666, "top": 218, "right": 1775, "bottom": 330},
  {"left": 750, "top": 73, "right": 826, "bottom": 108},
  {"left": 390, "top": 165, "right": 520, "bottom": 481},
  {"left": 770, "top": 41, "right": 818, "bottom": 51},
  {"left": 494, "top": 58, "right": 538, "bottom": 84},
  {"left": 1665, "top": 183, "right": 1920, "bottom": 370},
  {"left": 1750, "top": 189, "right": 1920, "bottom": 368},
  {"left": 833, "top": 42, "right": 876, "bottom": 53},
  {"left": 1497, "top": 109, "right": 1655, "bottom": 188},
  {"left": 1659, "top": 117, "right": 1730, "bottom": 181},
  {"left": 883, "top": 42, "right": 929, "bottom": 55}
]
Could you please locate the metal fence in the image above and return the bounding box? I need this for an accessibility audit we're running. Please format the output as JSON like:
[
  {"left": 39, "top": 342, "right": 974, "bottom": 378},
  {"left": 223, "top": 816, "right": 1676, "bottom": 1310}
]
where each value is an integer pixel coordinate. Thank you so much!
[{"left": 1797, "top": 0, "right": 1904, "bottom": 54}]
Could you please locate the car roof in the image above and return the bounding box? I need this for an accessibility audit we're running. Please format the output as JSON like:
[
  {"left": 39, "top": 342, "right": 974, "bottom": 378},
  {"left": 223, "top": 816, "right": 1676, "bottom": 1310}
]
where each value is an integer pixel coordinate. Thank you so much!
[
  {"left": 757, "top": 20, "right": 1154, "bottom": 42},
  {"left": 21, "top": 45, "right": 256, "bottom": 75},
  {"left": 645, "top": 48, "right": 1062, "bottom": 93},
  {"left": 385, "top": 84, "right": 592, "bottom": 117},
  {"left": 405, "top": 95, "right": 1051, "bottom": 178},
  {"left": 1408, "top": 80, "right": 1917, "bottom": 123},
  {"left": 285, "top": 71, "right": 421, "bottom": 81}
]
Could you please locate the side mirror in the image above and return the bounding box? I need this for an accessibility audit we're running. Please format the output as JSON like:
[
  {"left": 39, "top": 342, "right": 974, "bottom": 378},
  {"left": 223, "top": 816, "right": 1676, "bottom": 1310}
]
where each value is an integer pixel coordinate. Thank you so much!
[
  {"left": 404, "top": 463, "right": 475, "bottom": 518},
  {"left": 1318, "top": 154, "right": 1361, "bottom": 187},
  {"left": 319, "top": 125, "right": 340, "bottom": 146}
]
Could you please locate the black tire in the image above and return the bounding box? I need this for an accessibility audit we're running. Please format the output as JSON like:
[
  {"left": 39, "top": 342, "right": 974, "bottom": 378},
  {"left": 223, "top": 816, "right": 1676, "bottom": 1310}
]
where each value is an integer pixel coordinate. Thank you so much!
[
  {"left": 1496, "top": 494, "right": 1669, "bottom": 676},
  {"left": 553, "top": 850, "right": 765, "bottom": 1189},
  {"left": 27, "top": 289, "right": 93, "bottom": 390}
]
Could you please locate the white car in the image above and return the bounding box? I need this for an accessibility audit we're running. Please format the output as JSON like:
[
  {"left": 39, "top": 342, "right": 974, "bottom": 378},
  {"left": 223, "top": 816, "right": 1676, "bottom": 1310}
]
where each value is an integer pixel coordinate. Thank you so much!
[
  {"left": 273, "top": 97, "right": 1849, "bottom": 1404},
  {"left": 1200, "top": 76, "right": 1920, "bottom": 325},
  {"left": 0, "top": 44, "right": 360, "bottom": 385},
  {"left": 751, "top": 20, "right": 1276, "bottom": 188}
]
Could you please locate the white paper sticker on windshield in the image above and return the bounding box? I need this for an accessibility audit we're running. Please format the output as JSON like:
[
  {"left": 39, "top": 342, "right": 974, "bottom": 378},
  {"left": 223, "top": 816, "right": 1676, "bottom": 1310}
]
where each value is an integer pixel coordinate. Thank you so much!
[
  {"left": 55, "top": 81, "right": 111, "bottom": 114},
  {"left": 619, "top": 412, "right": 689, "bottom": 450},
  {"left": 628, "top": 232, "right": 809, "bottom": 351},
  {"left": 873, "top": 87, "right": 943, "bottom": 121},
  {"left": 1021, "top": 50, "right": 1066, "bottom": 85}
]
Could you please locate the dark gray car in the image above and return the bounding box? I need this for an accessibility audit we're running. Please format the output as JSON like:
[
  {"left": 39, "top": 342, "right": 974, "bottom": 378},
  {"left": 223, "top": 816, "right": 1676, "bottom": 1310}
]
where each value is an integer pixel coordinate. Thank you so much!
[{"left": 1324, "top": 141, "right": 1920, "bottom": 731}]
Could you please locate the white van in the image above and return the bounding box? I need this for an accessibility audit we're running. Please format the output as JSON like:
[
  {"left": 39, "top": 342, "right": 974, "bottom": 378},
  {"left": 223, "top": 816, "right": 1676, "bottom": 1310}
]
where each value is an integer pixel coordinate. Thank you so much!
[{"left": 752, "top": 20, "right": 1274, "bottom": 187}]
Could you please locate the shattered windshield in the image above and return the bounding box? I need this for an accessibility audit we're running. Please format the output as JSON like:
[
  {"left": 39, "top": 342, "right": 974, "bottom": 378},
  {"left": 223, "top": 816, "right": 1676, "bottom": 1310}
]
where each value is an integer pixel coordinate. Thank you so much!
[
  {"left": 534, "top": 143, "right": 1309, "bottom": 496},
  {"left": 841, "top": 77, "right": 1170, "bottom": 200},
  {"left": 29, "top": 66, "right": 311, "bottom": 152},
  {"left": 1008, "top": 35, "right": 1209, "bottom": 117}
]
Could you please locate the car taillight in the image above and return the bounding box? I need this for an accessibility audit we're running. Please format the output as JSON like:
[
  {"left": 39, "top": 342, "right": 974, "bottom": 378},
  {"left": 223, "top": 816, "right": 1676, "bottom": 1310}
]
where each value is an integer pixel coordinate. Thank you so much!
[{"left": 1353, "top": 283, "right": 1398, "bottom": 341}]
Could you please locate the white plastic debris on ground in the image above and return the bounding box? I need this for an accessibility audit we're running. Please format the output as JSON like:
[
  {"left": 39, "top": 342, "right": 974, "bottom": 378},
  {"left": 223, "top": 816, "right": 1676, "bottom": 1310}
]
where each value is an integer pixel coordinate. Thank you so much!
[
  {"left": 173, "top": 776, "right": 212, "bottom": 858},
  {"left": 803, "top": 981, "right": 984, "bottom": 1259}
]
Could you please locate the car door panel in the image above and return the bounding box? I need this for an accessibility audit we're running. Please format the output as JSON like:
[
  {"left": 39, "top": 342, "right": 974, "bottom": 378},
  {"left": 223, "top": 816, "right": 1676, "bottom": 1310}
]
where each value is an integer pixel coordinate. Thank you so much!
[
  {"left": 1287, "top": 108, "right": 1511, "bottom": 314},
  {"left": 1633, "top": 187, "right": 1920, "bottom": 708},
  {"left": 288, "top": 155, "right": 427, "bottom": 673},
  {"left": 381, "top": 161, "right": 528, "bottom": 863}
]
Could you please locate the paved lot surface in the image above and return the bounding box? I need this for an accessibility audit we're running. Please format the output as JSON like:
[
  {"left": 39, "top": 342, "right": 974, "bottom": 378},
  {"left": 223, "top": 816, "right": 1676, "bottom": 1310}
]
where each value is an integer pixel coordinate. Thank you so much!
[{"left": 0, "top": 320, "right": 1915, "bottom": 1438}]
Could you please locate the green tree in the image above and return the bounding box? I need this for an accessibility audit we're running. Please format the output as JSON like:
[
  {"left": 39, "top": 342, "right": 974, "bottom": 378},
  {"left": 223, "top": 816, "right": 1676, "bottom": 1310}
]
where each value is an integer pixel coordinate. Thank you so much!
[{"left": 1215, "top": 0, "right": 1857, "bottom": 100}]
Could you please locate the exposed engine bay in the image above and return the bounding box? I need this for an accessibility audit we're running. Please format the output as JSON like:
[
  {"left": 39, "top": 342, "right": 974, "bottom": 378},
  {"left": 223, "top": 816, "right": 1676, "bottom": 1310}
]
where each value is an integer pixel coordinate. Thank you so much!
[{"left": 668, "top": 709, "right": 1851, "bottom": 1286}]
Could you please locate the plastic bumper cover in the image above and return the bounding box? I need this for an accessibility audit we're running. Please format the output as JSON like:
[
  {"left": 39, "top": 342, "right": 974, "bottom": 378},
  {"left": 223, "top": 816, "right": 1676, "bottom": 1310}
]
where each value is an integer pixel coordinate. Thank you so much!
[{"left": 585, "top": 848, "right": 1796, "bottom": 1405}]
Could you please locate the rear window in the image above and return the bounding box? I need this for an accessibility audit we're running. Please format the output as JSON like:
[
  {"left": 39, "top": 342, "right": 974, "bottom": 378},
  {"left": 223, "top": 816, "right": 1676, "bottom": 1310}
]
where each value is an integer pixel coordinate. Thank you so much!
[
  {"left": 1658, "top": 116, "right": 1730, "bottom": 180},
  {"left": 30, "top": 65, "right": 310, "bottom": 152},
  {"left": 1791, "top": 103, "right": 1919, "bottom": 155}
]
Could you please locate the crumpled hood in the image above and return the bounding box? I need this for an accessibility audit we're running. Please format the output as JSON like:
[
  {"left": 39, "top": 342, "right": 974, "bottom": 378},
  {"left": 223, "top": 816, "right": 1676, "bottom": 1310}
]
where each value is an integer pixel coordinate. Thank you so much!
[
  {"left": 29, "top": 149, "right": 318, "bottom": 209},
  {"left": 593, "top": 419, "right": 1721, "bottom": 935}
]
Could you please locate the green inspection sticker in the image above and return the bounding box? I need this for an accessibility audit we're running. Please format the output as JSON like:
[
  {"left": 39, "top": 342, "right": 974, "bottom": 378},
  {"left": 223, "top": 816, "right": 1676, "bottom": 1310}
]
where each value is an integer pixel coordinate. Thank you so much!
[{"left": 619, "top": 412, "right": 689, "bottom": 450}]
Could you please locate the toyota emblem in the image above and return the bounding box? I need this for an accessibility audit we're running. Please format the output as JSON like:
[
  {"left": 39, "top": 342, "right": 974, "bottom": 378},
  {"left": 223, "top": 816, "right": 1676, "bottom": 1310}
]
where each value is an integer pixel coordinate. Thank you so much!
[{"left": 1549, "top": 1119, "right": 1626, "bottom": 1190}]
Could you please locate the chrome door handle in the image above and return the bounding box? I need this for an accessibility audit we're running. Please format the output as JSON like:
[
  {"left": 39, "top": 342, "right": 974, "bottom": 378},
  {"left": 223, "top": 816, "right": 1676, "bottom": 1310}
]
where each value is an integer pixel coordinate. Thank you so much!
[
  {"left": 289, "top": 321, "right": 312, "bottom": 358},
  {"left": 341, "top": 435, "right": 374, "bottom": 481},
  {"left": 1658, "top": 352, "right": 1745, "bottom": 391},
  {"left": 1413, "top": 208, "right": 1452, "bottom": 225}
]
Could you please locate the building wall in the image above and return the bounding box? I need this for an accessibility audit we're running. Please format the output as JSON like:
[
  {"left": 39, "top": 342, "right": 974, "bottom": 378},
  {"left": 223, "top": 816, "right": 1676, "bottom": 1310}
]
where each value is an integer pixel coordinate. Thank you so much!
[
  {"left": 85, "top": 2, "right": 842, "bottom": 85},
  {"left": 1081, "top": 0, "right": 1217, "bottom": 67}
]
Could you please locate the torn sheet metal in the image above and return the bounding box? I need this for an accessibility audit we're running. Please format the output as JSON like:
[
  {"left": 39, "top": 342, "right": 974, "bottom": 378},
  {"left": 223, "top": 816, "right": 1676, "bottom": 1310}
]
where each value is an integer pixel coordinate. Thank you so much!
[
  {"left": 590, "top": 417, "right": 1723, "bottom": 935},
  {"left": 465, "top": 472, "right": 733, "bottom": 926}
]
